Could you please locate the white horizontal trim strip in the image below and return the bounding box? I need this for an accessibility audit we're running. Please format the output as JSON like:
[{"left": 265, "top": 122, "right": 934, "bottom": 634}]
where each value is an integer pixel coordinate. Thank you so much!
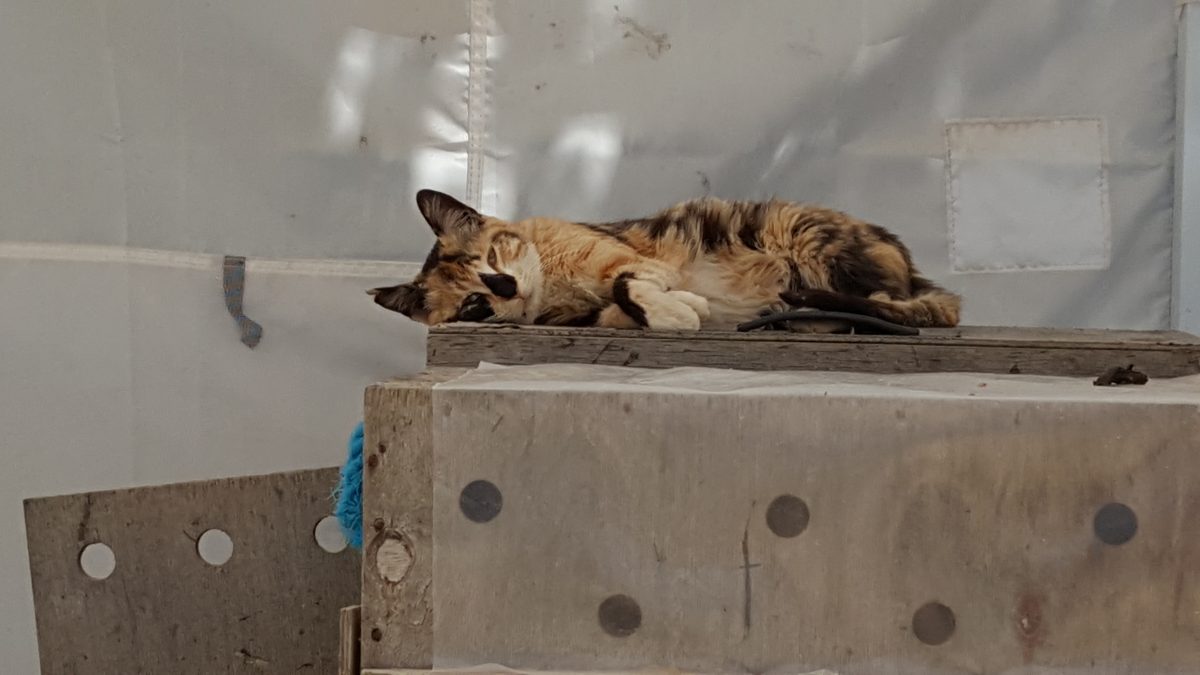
[{"left": 0, "top": 242, "right": 421, "bottom": 279}]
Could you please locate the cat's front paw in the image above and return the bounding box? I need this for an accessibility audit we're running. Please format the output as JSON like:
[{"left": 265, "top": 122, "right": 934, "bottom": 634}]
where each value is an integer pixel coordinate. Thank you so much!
[
  {"left": 648, "top": 304, "right": 702, "bottom": 330},
  {"left": 667, "top": 290, "right": 710, "bottom": 320},
  {"left": 640, "top": 293, "right": 703, "bottom": 330}
]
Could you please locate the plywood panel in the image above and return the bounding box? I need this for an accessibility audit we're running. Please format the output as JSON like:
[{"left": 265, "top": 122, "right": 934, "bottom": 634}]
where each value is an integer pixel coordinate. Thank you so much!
[
  {"left": 361, "top": 369, "right": 468, "bottom": 670},
  {"left": 423, "top": 366, "right": 1200, "bottom": 675},
  {"left": 24, "top": 468, "right": 358, "bottom": 675},
  {"left": 341, "top": 605, "right": 362, "bottom": 675}
]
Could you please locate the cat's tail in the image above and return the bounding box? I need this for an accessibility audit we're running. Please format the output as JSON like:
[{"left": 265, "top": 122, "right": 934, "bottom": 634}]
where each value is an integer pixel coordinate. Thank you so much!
[
  {"left": 893, "top": 275, "right": 962, "bottom": 327},
  {"left": 782, "top": 277, "right": 961, "bottom": 328}
]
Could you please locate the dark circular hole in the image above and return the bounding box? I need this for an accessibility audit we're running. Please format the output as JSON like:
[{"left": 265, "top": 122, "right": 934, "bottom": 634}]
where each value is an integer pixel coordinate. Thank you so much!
[
  {"left": 370, "top": 627, "right": 383, "bottom": 642},
  {"left": 1093, "top": 502, "right": 1137, "bottom": 546},
  {"left": 598, "top": 594, "right": 642, "bottom": 637},
  {"left": 912, "top": 601, "right": 956, "bottom": 646},
  {"left": 765, "top": 494, "right": 810, "bottom": 538},
  {"left": 459, "top": 479, "right": 503, "bottom": 523}
]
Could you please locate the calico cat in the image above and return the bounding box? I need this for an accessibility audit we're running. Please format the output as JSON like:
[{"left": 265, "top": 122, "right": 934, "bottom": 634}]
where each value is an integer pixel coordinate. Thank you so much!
[{"left": 369, "top": 189, "right": 960, "bottom": 330}]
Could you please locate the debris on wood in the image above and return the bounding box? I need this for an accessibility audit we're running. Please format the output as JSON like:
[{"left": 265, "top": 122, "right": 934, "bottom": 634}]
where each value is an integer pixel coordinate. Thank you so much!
[{"left": 1093, "top": 364, "right": 1149, "bottom": 387}]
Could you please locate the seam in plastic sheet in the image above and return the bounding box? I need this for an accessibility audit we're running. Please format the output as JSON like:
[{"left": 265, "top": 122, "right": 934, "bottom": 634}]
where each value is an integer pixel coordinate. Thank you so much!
[
  {"left": 465, "top": 0, "right": 494, "bottom": 210},
  {"left": 222, "top": 256, "right": 263, "bottom": 349},
  {"left": 0, "top": 242, "right": 422, "bottom": 279},
  {"left": 945, "top": 116, "right": 1112, "bottom": 274},
  {"left": 1177, "top": 0, "right": 1200, "bottom": 332}
]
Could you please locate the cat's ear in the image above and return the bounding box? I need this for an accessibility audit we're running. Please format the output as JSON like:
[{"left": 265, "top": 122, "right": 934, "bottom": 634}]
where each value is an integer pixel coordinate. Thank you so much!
[
  {"left": 368, "top": 281, "right": 429, "bottom": 322},
  {"left": 416, "top": 189, "right": 481, "bottom": 236}
]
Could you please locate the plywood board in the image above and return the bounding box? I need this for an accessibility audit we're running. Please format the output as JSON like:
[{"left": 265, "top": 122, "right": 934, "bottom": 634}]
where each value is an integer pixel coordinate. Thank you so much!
[
  {"left": 426, "top": 325, "right": 1200, "bottom": 378},
  {"left": 362, "top": 670, "right": 838, "bottom": 675},
  {"left": 423, "top": 365, "right": 1200, "bottom": 675},
  {"left": 24, "top": 468, "right": 358, "bottom": 675},
  {"left": 341, "top": 605, "right": 362, "bottom": 675},
  {"left": 361, "top": 369, "right": 469, "bottom": 670}
]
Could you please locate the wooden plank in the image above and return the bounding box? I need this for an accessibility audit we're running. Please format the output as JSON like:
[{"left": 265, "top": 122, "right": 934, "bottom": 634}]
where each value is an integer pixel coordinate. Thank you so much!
[
  {"left": 428, "top": 369, "right": 1200, "bottom": 674},
  {"left": 361, "top": 369, "right": 468, "bottom": 670},
  {"left": 340, "top": 605, "right": 362, "bottom": 675},
  {"left": 362, "top": 670, "right": 838, "bottom": 675},
  {"left": 427, "top": 324, "right": 1200, "bottom": 378},
  {"left": 23, "top": 468, "right": 359, "bottom": 675}
]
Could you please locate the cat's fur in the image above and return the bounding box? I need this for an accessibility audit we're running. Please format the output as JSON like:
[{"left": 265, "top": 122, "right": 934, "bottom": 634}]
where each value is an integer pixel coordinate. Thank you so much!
[{"left": 370, "top": 189, "right": 961, "bottom": 330}]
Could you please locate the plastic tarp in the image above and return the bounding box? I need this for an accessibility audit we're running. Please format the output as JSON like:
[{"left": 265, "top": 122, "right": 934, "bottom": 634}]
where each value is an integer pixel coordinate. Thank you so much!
[{"left": 0, "top": 0, "right": 1182, "bottom": 670}]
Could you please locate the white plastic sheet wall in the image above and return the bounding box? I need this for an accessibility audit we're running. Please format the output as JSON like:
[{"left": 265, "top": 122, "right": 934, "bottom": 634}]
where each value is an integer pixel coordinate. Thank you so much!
[{"left": 0, "top": 0, "right": 1183, "bottom": 670}]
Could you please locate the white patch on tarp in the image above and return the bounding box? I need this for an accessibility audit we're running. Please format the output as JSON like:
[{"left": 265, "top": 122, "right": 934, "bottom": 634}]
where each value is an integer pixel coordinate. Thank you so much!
[{"left": 946, "top": 117, "right": 1112, "bottom": 273}]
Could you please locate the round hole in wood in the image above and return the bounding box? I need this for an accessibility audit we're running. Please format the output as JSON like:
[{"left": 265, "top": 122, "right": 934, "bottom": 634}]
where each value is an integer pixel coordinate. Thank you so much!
[
  {"left": 598, "top": 594, "right": 642, "bottom": 637},
  {"left": 912, "top": 601, "right": 956, "bottom": 646},
  {"left": 459, "top": 479, "right": 503, "bottom": 523},
  {"left": 1093, "top": 502, "right": 1137, "bottom": 546},
  {"left": 314, "top": 516, "right": 348, "bottom": 554},
  {"left": 197, "top": 529, "right": 234, "bottom": 566},
  {"left": 766, "top": 494, "right": 810, "bottom": 538},
  {"left": 79, "top": 542, "right": 116, "bottom": 580}
]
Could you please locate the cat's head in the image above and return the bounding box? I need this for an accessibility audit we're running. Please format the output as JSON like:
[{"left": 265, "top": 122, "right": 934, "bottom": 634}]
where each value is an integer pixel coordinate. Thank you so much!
[{"left": 369, "top": 190, "right": 543, "bottom": 325}]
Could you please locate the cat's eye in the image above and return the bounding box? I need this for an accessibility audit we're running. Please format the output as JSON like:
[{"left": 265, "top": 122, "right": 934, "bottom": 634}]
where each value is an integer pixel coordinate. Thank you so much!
[{"left": 456, "top": 293, "right": 494, "bottom": 322}]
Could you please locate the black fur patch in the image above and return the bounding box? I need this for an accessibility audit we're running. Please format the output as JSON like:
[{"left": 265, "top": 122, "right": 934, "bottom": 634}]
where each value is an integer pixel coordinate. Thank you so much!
[
  {"left": 420, "top": 242, "right": 442, "bottom": 275},
  {"left": 828, "top": 245, "right": 890, "bottom": 299},
  {"left": 736, "top": 202, "right": 767, "bottom": 251},
  {"left": 695, "top": 206, "right": 730, "bottom": 251},
  {"left": 480, "top": 273, "right": 518, "bottom": 299},
  {"left": 580, "top": 220, "right": 637, "bottom": 247},
  {"left": 804, "top": 225, "right": 897, "bottom": 300},
  {"left": 781, "top": 289, "right": 882, "bottom": 318},
  {"left": 370, "top": 282, "right": 427, "bottom": 318},
  {"left": 439, "top": 252, "right": 478, "bottom": 265},
  {"left": 785, "top": 259, "right": 805, "bottom": 294},
  {"left": 534, "top": 307, "right": 603, "bottom": 327},
  {"left": 456, "top": 293, "right": 494, "bottom": 322},
  {"left": 611, "top": 272, "right": 648, "bottom": 327},
  {"left": 642, "top": 212, "right": 675, "bottom": 240}
]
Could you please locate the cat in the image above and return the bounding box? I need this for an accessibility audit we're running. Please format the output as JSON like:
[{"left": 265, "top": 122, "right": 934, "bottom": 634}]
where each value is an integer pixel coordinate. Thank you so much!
[{"left": 369, "top": 189, "right": 961, "bottom": 331}]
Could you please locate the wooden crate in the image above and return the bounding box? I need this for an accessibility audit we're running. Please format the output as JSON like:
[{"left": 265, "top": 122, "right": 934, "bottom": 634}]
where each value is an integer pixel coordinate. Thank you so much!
[
  {"left": 427, "top": 325, "right": 1200, "bottom": 378},
  {"left": 360, "top": 364, "right": 1200, "bottom": 674}
]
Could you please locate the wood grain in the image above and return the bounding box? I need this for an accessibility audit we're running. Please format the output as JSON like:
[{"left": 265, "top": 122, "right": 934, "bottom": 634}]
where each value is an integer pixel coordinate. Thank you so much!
[
  {"left": 23, "top": 468, "right": 358, "bottom": 675},
  {"left": 427, "top": 324, "right": 1200, "bottom": 378},
  {"left": 426, "top": 374, "right": 1200, "bottom": 674},
  {"left": 361, "top": 369, "right": 467, "bottom": 671},
  {"left": 340, "top": 605, "right": 362, "bottom": 675},
  {"left": 360, "top": 670, "right": 839, "bottom": 675}
]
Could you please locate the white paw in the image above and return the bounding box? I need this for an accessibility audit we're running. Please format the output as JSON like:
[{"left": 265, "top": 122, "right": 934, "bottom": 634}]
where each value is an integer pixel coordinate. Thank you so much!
[
  {"left": 667, "top": 290, "right": 710, "bottom": 320},
  {"left": 626, "top": 280, "right": 703, "bottom": 330},
  {"left": 641, "top": 295, "right": 702, "bottom": 330},
  {"left": 648, "top": 307, "right": 701, "bottom": 330}
]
